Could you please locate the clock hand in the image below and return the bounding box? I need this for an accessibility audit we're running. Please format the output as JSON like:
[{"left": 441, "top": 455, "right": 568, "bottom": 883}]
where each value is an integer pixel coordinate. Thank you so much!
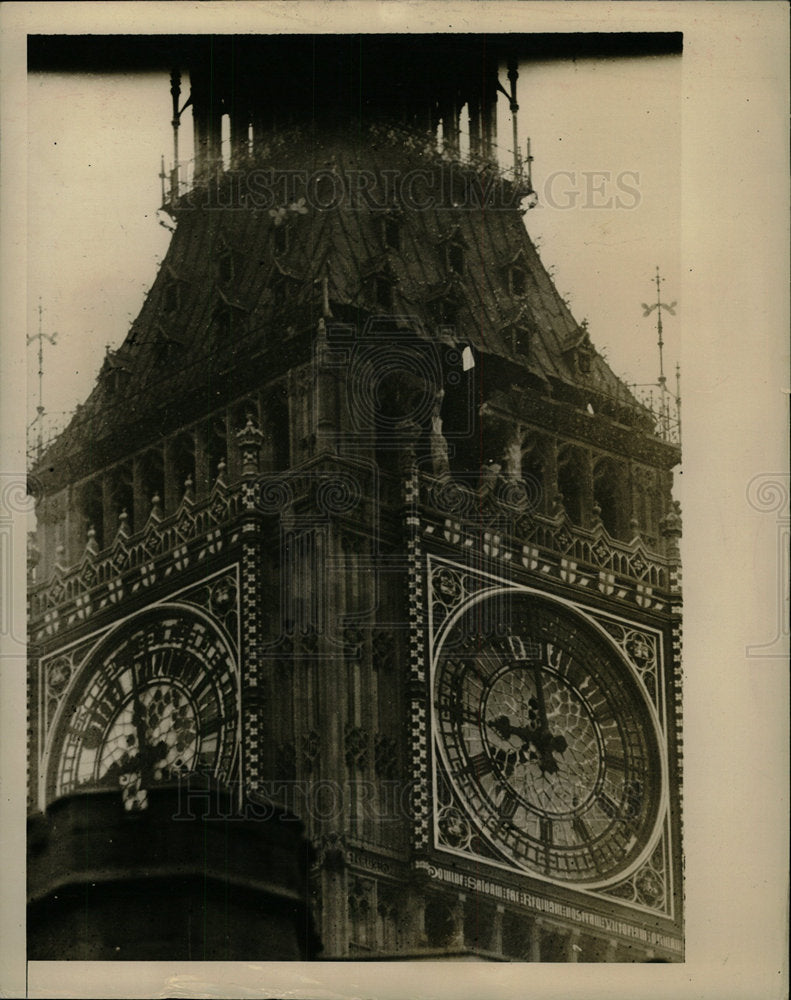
[
  {"left": 487, "top": 714, "right": 562, "bottom": 772},
  {"left": 488, "top": 714, "right": 515, "bottom": 741},
  {"left": 532, "top": 730, "right": 568, "bottom": 775},
  {"left": 131, "top": 664, "right": 148, "bottom": 753},
  {"left": 521, "top": 664, "right": 570, "bottom": 775},
  {"left": 489, "top": 713, "right": 543, "bottom": 747},
  {"left": 530, "top": 658, "right": 551, "bottom": 735}
]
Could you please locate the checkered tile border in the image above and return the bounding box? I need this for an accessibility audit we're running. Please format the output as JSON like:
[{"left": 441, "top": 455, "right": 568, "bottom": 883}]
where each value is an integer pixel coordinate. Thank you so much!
[
  {"left": 241, "top": 540, "right": 261, "bottom": 788},
  {"left": 405, "top": 469, "right": 431, "bottom": 851},
  {"left": 670, "top": 611, "right": 683, "bottom": 822}
]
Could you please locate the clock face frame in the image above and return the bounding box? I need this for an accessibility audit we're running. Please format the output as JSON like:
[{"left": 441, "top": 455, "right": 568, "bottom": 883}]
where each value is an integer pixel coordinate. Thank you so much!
[
  {"left": 432, "top": 588, "right": 666, "bottom": 889},
  {"left": 46, "top": 605, "right": 240, "bottom": 805}
]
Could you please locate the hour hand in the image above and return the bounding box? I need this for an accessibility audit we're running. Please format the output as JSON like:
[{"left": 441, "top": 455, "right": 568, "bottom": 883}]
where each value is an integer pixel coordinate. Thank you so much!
[
  {"left": 488, "top": 714, "right": 533, "bottom": 745},
  {"left": 535, "top": 733, "right": 568, "bottom": 775}
]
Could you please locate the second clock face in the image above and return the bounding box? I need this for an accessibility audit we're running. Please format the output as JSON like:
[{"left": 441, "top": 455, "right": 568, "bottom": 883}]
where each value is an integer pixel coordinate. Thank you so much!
[
  {"left": 433, "top": 592, "right": 664, "bottom": 887},
  {"left": 49, "top": 607, "right": 239, "bottom": 803}
]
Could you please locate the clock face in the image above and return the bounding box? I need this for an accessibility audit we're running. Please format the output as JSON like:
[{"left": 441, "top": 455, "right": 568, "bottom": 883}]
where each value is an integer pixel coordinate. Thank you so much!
[
  {"left": 433, "top": 592, "right": 663, "bottom": 887},
  {"left": 49, "top": 607, "right": 239, "bottom": 805}
]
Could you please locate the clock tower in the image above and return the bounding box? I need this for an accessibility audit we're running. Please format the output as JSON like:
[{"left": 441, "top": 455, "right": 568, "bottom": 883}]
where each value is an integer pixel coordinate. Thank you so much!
[{"left": 27, "top": 34, "right": 683, "bottom": 961}]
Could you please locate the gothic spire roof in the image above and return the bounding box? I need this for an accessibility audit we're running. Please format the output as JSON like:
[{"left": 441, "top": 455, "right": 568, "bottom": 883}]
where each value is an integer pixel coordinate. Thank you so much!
[{"left": 34, "top": 126, "right": 654, "bottom": 486}]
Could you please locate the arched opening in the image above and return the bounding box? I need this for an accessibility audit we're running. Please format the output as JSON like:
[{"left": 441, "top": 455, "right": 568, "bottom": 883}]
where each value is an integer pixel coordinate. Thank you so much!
[
  {"left": 203, "top": 417, "right": 228, "bottom": 490},
  {"left": 217, "top": 250, "right": 234, "bottom": 285},
  {"left": 380, "top": 215, "right": 400, "bottom": 251},
  {"left": 374, "top": 275, "right": 393, "bottom": 311},
  {"left": 273, "top": 225, "right": 289, "bottom": 256},
  {"left": 446, "top": 239, "right": 465, "bottom": 277},
  {"left": 509, "top": 264, "right": 527, "bottom": 297},
  {"left": 440, "top": 361, "right": 480, "bottom": 480},
  {"left": 557, "top": 447, "right": 585, "bottom": 525},
  {"left": 522, "top": 443, "right": 546, "bottom": 513},
  {"left": 138, "top": 448, "right": 165, "bottom": 518},
  {"left": 171, "top": 431, "right": 196, "bottom": 500},
  {"left": 636, "top": 474, "right": 662, "bottom": 545},
  {"left": 593, "top": 457, "right": 627, "bottom": 538},
  {"left": 107, "top": 462, "right": 134, "bottom": 536},
  {"left": 213, "top": 305, "right": 233, "bottom": 339},
  {"left": 266, "top": 395, "right": 290, "bottom": 472},
  {"left": 163, "top": 281, "right": 180, "bottom": 314},
  {"left": 80, "top": 477, "right": 104, "bottom": 552}
]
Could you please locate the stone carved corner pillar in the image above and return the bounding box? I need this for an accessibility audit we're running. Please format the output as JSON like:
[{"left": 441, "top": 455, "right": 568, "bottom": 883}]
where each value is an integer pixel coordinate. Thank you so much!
[
  {"left": 661, "top": 499, "right": 683, "bottom": 561},
  {"left": 429, "top": 392, "right": 451, "bottom": 479},
  {"left": 404, "top": 887, "right": 428, "bottom": 950},
  {"left": 396, "top": 419, "right": 422, "bottom": 479},
  {"left": 489, "top": 904, "right": 504, "bottom": 954},
  {"left": 448, "top": 893, "right": 465, "bottom": 950},
  {"left": 530, "top": 917, "right": 543, "bottom": 961},
  {"left": 236, "top": 417, "right": 265, "bottom": 478}
]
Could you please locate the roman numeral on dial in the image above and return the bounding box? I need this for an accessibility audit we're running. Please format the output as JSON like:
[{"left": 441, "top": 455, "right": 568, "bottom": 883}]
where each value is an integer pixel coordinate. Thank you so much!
[
  {"left": 466, "top": 752, "right": 494, "bottom": 779},
  {"left": 200, "top": 715, "right": 223, "bottom": 738},
  {"left": 496, "top": 790, "right": 519, "bottom": 823},
  {"left": 572, "top": 815, "right": 591, "bottom": 845},
  {"left": 597, "top": 791, "right": 621, "bottom": 820}
]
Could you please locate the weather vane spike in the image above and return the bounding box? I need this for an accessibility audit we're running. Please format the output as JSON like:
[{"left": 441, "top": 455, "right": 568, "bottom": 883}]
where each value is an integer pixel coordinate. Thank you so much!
[
  {"left": 640, "top": 266, "right": 676, "bottom": 387},
  {"left": 27, "top": 299, "right": 58, "bottom": 462},
  {"left": 525, "top": 136, "right": 534, "bottom": 191}
]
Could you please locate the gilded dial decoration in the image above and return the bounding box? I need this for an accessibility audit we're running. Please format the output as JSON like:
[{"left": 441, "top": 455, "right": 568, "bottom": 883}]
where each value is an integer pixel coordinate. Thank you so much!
[
  {"left": 433, "top": 592, "right": 664, "bottom": 886},
  {"left": 49, "top": 607, "right": 239, "bottom": 806}
]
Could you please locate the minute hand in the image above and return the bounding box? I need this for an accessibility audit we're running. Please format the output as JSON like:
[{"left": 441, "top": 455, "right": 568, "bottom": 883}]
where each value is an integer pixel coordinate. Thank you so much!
[
  {"left": 530, "top": 658, "right": 550, "bottom": 733},
  {"left": 529, "top": 658, "right": 567, "bottom": 775}
]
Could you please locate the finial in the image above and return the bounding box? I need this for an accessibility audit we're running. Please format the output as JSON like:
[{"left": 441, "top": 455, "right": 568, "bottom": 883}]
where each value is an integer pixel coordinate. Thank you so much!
[
  {"left": 216, "top": 458, "right": 227, "bottom": 485},
  {"left": 525, "top": 136, "right": 534, "bottom": 191},
  {"left": 661, "top": 500, "right": 682, "bottom": 537},
  {"left": 55, "top": 542, "right": 66, "bottom": 568},
  {"left": 661, "top": 500, "right": 682, "bottom": 559},
  {"left": 641, "top": 268, "right": 677, "bottom": 437},
  {"left": 85, "top": 524, "right": 99, "bottom": 556},
  {"left": 118, "top": 509, "right": 130, "bottom": 536},
  {"left": 506, "top": 57, "right": 521, "bottom": 180},
  {"left": 150, "top": 493, "right": 163, "bottom": 519},
  {"left": 236, "top": 418, "right": 264, "bottom": 477},
  {"left": 478, "top": 461, "right": 501, "bottom": 498},
  {"left": 26, "top": 300, "right": 58, "bottom": 463},
  {"left": 159, "top": 154, "right": 167, "bottom": 206},
  {"left": 184, "top": 474, "right": 194, "bottom": 500},
  {"left": 591, "top": 502, "right": 603, "bottom": 528}
]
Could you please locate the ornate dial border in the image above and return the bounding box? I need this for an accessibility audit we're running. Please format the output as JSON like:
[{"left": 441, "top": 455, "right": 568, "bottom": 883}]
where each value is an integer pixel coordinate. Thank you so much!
[
  {"left": 34, "top": 565, "right": 241, "bottom": 812},
  {"left": 424, "top": 553, "right": 677, "bottom": 921}
]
